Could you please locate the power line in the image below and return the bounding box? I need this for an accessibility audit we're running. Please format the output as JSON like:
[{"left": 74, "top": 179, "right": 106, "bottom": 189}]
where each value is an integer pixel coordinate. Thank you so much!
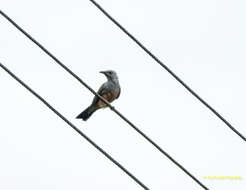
[
  {"left": 0, "top": 10, "right": 209, "bottom": 190},
  {"left": 88, "top": 0, "right": 246, "bottom": 142},
  {"left": 0, "top": 62, "right": 150, "bottom": 190}
]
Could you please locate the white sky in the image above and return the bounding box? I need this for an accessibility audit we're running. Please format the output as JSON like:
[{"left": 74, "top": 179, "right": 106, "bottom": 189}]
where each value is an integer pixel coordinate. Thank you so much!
[{"left": 0, "top": 0, "right": 246, "bottom": 189}]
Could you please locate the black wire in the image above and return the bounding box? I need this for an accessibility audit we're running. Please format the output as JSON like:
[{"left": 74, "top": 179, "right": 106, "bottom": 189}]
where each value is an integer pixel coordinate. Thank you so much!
[
  {"left": 0, "top": 62, "right": 150, "bottom": 190},
  {"left": 88, "top": 0, "right": 246, "bottom": 142},
  {"left": 0, "top": 10, "right": 209, "bottom": 190}
]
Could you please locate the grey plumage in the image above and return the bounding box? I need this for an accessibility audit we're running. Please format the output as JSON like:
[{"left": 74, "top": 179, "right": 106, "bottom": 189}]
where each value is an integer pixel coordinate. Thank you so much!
[{"left": 76, "top": 70, "right": 121, "bottom": 121}]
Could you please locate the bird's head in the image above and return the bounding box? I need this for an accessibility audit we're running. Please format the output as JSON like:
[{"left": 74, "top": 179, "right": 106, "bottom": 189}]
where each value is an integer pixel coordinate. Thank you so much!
[{"left": 100, "top": 70, "right": 118, "bottom": 80}]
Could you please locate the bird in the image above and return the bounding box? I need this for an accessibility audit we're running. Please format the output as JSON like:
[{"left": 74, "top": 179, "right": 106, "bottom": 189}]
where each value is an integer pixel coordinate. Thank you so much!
[{"left": 76, "top": 70, "right": 121, "bottom": 121}]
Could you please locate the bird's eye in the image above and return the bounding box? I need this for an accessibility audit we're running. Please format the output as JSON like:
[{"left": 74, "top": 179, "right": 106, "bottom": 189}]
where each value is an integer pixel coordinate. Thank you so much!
[{"left": 109, "top": 71, "right": 112, "bottom": 74}]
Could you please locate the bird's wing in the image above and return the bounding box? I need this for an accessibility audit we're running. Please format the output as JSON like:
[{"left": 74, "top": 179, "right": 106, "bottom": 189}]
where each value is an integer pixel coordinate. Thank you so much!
[
  {"left": 98, "top": 82, "right": 111, "bottom": 95},
  {"left": 91, "top": 82, "right": 110, "bottom": 105}
]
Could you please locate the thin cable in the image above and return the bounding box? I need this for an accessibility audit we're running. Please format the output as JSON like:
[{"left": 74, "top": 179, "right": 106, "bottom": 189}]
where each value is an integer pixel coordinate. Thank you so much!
[
  {"left": 0, "top": 10, "right": 209, "bottom": 190},
  {"left": 0, "top": 62, "right": 150, "bottom": 190},
  {"left": 88, "top": 0, "right": 246, "bottom": 142}
]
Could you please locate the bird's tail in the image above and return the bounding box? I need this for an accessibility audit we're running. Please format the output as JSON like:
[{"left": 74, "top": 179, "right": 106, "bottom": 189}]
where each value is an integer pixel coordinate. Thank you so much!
[{"left": 76, "top": 105, "right": 97, "bottom": 121}]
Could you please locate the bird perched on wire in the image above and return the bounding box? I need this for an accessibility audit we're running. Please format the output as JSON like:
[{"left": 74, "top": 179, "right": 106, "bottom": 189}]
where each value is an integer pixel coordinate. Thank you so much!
[{"left": 76, "top": 70, "right": 121, "bottom": 121}]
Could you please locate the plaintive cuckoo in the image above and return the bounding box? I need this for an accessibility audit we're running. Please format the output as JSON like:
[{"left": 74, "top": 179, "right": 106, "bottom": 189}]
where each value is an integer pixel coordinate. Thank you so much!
[{"left": 76, "top": 70, "right": 121, "bottom": 121}]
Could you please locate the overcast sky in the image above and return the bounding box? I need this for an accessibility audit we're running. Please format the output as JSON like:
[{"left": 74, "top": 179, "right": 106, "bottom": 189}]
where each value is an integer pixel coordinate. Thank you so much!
[{"left": 0, "top": 0, "right": 246, "bottom": 189}]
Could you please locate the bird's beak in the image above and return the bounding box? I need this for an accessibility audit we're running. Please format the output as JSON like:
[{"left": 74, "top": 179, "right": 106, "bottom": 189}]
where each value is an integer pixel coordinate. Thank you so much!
[{"left": 100, "top": 71, "right": 107, "bottom": 74}]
